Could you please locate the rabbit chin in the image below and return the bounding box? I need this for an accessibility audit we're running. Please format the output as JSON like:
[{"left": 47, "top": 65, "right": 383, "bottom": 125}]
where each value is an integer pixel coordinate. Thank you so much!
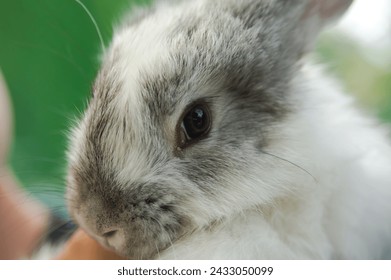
[{"left": 157, "top": 63, "right": 391, "bottom": 260}]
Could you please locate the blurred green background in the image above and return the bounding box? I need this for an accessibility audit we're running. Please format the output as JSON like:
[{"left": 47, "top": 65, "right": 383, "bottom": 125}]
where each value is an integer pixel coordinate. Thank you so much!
[{"left": 0, "top": 0, "right": 390, "bottom": 213}]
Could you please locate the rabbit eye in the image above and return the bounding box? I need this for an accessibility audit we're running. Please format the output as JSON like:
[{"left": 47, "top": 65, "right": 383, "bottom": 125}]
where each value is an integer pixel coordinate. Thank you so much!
[{"left": 180, "top": 103, "right": 211, "bottom": 145}]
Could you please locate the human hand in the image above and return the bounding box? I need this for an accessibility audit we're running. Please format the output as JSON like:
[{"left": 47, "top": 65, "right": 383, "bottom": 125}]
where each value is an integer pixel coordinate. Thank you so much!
[{"left": 0, "top": 71, "right": 49, "bottom": 259}]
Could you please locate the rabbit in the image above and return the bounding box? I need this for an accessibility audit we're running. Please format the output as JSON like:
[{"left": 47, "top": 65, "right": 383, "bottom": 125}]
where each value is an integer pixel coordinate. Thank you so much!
[{"left": 66, "top": 0, "right": 391, "bottom": 259}]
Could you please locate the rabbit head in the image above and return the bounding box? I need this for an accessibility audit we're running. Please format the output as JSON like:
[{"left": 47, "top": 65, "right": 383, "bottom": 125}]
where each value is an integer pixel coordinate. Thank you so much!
[{"left": 66, "top": 0, "right": 352, "bottom": 259}]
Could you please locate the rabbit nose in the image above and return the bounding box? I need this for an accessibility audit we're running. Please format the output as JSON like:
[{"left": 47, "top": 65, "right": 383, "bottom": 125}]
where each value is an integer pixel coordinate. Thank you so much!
[
  {"left": 102, "top": 229, "right": 117, "bottom": 238},
  {"left": 101, "top": 228, "right": 125, "bottom": 251}
]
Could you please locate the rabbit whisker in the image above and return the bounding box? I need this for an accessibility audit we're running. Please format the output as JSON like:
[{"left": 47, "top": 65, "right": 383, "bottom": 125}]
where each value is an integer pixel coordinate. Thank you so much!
[{"left": 260, "top": 150, "right": 317, "bottom": 182}]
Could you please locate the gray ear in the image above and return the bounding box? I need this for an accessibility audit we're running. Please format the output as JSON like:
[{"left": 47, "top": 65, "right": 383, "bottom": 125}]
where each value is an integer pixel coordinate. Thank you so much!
[
  {"left": 305, "top": 0, "right": 353, "bottom": 25},
  {"left": 223, "top": 0, "right": 353, "bottom": 55},
  {"left": 295, "top": 0, "right": 353, "bottom": 52}
]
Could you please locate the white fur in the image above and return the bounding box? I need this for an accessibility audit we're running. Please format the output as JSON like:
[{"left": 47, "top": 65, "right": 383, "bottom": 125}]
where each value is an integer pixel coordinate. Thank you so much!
[{"left": 158, "top": 63, "right": 391, "bottom": 259}]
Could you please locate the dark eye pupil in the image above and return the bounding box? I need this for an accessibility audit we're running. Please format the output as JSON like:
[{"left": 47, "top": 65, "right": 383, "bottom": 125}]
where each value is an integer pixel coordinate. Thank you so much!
[
  {"left": 183, "top": 105, "right": 210, "bottom": 140},
  {"left": 192, "top": 108, "right": 205, "bottom": 128}
]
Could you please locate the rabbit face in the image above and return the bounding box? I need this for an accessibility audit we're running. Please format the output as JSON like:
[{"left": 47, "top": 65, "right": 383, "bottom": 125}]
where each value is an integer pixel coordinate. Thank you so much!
[{"left": 66, "top": 0, "right": 352, "bottom": 259}]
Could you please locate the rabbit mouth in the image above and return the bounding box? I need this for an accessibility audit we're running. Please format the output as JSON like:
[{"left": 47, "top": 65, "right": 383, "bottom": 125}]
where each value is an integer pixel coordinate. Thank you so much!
[
  {"left": 110, "top": 216, "right": 191, "bottom": 260},
  {"left": 68, "top": 189, "right": 191, "bottom": 259},
  {"left": 72, "top": 210, "right": 189, "bottom": 259}
]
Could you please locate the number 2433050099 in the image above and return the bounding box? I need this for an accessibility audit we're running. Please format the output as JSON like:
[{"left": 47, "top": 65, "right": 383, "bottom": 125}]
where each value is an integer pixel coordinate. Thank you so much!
[{"left": 210, "top": 266, "right": 273, "bottom": 276}]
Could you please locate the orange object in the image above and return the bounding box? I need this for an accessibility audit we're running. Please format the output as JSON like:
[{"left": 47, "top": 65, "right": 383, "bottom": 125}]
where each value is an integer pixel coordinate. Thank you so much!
[{"left": 55, "top": 229, "right": 125, "bottom": 260}]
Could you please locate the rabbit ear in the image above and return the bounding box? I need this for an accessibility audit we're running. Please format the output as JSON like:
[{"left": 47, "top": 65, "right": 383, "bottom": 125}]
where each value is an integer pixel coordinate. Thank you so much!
[
  {"left": 298, "top": 0, "right": 353, "bottom": 49},
  {"left": 295, "top": 0, "right": 353, "bottom": 54},
  {"left": 223, "top": 0, "right": 352, "bottom": 55},
  {"left": 303, "top": 0, "right": 353, "bottom": 25}
]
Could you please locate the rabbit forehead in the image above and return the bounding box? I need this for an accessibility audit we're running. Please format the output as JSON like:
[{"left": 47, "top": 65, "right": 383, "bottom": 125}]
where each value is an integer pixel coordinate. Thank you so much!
[{"left": 99, "top": 2, "right": 288, "bottom": 116}]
